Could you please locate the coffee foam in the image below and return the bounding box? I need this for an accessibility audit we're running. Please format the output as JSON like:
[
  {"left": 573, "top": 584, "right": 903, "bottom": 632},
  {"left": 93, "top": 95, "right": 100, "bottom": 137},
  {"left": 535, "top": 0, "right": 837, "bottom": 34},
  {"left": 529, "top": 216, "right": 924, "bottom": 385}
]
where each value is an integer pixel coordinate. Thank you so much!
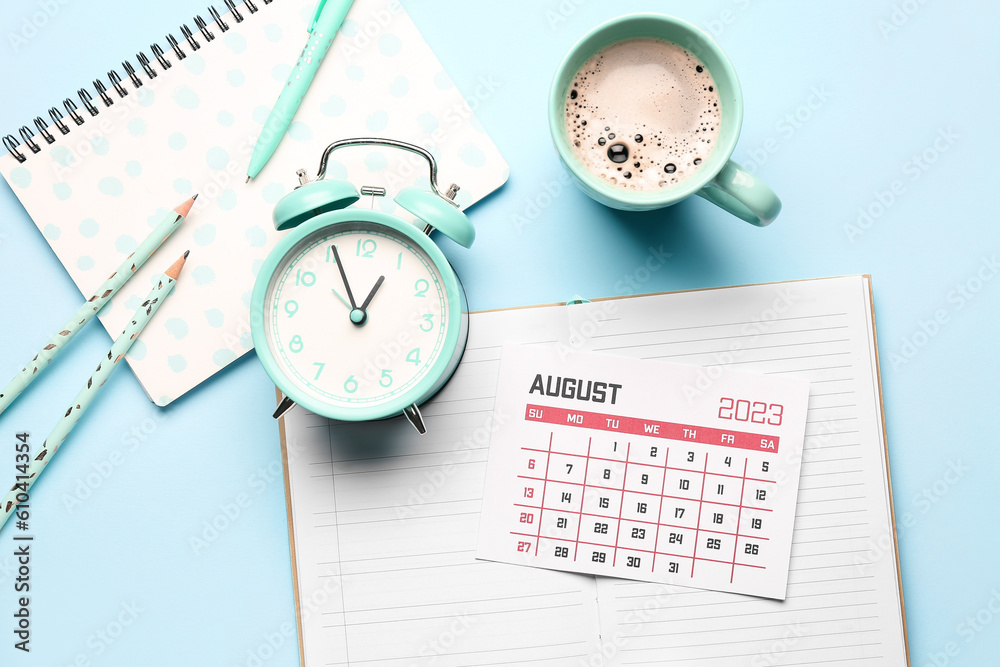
[{"left": 564, "top": 38, "right": 721, "bottom": 191}]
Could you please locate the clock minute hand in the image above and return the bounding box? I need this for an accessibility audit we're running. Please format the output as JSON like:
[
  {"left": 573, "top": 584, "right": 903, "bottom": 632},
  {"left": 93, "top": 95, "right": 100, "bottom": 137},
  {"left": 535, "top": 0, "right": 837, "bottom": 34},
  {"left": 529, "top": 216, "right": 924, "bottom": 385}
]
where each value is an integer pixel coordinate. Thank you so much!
[
  {"left": 330, "top": 245, "right": 358, "bottom": 309},
  {"left": 359, "top": 276, "right": 385, "bottom": 313}
]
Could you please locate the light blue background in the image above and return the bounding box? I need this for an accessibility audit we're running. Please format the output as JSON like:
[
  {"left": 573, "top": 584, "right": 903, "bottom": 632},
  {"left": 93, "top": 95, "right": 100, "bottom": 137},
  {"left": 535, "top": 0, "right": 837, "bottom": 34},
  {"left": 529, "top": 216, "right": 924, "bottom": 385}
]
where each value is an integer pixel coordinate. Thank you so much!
[{"left": 1, "top": 0, "right": 997, "bottom": 665}]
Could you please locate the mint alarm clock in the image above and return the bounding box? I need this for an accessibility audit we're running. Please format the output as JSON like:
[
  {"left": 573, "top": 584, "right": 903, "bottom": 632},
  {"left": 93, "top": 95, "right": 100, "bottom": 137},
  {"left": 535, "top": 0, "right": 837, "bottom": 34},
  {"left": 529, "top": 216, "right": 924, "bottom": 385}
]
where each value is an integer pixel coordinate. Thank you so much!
[{"left": 250, "top": 138, "right": 475, "bottom": 434}]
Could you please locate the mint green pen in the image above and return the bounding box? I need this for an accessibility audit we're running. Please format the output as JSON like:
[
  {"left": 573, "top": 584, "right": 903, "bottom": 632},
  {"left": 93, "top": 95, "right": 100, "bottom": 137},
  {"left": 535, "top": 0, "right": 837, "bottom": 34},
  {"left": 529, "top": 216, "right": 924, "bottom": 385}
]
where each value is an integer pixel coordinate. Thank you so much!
[{"left": 246, "top": 0, "right": 355, "bottom": 181}]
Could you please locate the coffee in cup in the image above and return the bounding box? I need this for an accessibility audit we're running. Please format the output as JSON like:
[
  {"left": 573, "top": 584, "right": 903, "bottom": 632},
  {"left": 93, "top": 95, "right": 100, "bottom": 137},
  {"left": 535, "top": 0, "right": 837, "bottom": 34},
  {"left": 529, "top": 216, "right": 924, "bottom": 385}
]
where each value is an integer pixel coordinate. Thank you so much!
[
  {"left": 564, "top": 37, "right": 720, "bottom": 191},
  {"left": 549, "top": 14, "right": 782, "bottom": 226}
]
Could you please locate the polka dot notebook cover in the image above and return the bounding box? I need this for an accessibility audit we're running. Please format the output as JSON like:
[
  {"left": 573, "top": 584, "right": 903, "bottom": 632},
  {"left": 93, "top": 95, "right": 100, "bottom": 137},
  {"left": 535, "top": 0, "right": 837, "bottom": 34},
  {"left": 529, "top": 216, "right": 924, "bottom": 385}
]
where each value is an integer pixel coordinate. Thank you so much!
[{"left": 0, "top": 0, "right": 509, "bottom": 405}]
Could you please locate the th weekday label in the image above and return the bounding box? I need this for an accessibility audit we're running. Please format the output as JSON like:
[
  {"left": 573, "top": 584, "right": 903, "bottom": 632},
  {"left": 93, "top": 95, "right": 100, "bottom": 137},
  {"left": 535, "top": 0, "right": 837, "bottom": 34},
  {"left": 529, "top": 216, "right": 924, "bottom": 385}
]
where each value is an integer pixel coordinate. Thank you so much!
[{"left": 476, "top": 345, "right": 811, "bottom": 599}]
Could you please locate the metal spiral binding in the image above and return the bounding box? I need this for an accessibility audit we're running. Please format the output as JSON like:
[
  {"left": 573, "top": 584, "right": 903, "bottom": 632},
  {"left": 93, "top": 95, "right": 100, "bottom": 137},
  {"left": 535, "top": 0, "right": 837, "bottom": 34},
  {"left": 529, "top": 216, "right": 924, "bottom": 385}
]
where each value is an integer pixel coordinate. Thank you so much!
[
  {"left": 94, "top": 80, "right": 113, "bottom": 106},
  {"left": 224, "top": 0, "right": 244, "bottom": 23},
  {"left": 180, "top": 25, "right": 200, "bottom": 51},
  {"left": 34, "top": 117, "right": 54, "bottom": 145},
  {"left": 78, "top": 89, "right": 99, "bottom": 116},
  {"left": 3, "top": 0, "right": 273, "bottom": 164}
]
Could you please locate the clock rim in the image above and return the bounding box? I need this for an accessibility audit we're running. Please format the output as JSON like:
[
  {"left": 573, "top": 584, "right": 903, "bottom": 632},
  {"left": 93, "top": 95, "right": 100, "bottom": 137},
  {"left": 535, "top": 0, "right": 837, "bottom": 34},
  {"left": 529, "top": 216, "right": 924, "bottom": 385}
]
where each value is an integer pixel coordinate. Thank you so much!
[{"left": 251, "top": 208, "right": 468, "bottom": 422}]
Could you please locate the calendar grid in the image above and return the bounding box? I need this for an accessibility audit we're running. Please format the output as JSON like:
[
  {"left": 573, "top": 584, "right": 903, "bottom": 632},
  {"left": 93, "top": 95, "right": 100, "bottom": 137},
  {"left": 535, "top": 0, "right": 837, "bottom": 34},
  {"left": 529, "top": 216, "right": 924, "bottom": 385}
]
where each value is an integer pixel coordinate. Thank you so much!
[
  {"left": 731, "top": 458, "right": 749, "bottom": 584},
  {"left": 571, "top": 437, "right": 593, "bottom": 561},
  {"left": 689, "top": 453, "right": 709, "bottom": 577},
  {"left": 611, "top": 442, "right": 631, "bottom": 567},
  {"left": 510, "top": 504, "right": 771, "bottom": 538},
  {"left": 513, "top": 432, "right": 775, "bottom": 579},
  {"left": 519, "top": 446, "right": 776, "bottom": 483},
  {"left": 505, "top": 531, "right": 767, "bottom": 569},
  {"left": 532, "top": 433, "right": 553, "bottom": 557},
  {"left": 650, "top": 447, "right": 671, "bottom": 574},
  {"left": 514, "top": 475, "right": 776, "bottom": 510}
]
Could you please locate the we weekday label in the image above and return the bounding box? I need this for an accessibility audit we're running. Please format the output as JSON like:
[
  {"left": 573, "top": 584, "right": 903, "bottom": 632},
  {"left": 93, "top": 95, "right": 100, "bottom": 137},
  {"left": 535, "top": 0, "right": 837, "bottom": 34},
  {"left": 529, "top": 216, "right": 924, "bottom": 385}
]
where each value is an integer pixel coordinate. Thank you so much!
[{"left": 476, "top": 345, "right": 811, "bottom": 599}]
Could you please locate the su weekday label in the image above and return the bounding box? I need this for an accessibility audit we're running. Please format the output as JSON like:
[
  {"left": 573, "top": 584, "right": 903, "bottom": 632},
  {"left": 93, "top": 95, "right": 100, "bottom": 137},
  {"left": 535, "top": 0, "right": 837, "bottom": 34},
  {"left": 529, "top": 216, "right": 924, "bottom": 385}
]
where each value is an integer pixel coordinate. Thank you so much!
[{"left": 476, "top": 345, "right": 811, "bottom": 600}]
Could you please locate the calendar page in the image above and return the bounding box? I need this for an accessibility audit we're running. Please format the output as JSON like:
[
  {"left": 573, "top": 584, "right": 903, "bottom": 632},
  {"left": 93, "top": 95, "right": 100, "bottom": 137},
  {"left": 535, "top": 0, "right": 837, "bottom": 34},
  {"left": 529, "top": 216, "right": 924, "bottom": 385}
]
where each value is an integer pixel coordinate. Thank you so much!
[{"left": 476, "top": 345, "right": 811, "bottom": 600}]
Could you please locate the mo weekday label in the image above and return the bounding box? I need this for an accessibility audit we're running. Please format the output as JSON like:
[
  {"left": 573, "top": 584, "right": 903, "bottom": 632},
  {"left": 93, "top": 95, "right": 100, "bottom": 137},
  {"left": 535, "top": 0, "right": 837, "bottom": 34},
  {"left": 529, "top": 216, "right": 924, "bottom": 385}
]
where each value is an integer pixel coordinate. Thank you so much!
[{"left": 476, "top": 345, "right": 811, "bottom": 599}]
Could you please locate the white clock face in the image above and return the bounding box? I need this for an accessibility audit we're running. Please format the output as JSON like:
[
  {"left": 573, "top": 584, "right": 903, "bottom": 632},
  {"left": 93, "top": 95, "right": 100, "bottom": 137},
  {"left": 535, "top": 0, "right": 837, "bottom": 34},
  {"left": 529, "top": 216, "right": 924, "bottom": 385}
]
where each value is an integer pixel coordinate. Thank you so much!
[{"left": 263, "top": 221, "right": 450, "bottom": 409}]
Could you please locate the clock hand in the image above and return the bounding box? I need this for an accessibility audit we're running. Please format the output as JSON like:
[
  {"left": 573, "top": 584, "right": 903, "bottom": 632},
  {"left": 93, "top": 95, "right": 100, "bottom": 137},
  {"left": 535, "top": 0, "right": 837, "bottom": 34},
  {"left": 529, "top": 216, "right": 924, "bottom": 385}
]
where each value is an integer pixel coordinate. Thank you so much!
[
  {"left": 330, "top": 287, "right": 351, "bottom": 310},
  {"left": 330, "top": 245, "right": 358, "bottom": 310},
  {"left": 359, "top": 276, "right": 385, "bottom": 313}
]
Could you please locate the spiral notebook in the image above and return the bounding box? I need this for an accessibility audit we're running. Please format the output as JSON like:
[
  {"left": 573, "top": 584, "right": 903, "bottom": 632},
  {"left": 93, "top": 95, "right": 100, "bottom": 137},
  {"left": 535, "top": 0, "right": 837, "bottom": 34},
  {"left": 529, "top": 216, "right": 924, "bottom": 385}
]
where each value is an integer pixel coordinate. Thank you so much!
[{"left": 0, "top": 0, "right": 509, "bottom": 405}]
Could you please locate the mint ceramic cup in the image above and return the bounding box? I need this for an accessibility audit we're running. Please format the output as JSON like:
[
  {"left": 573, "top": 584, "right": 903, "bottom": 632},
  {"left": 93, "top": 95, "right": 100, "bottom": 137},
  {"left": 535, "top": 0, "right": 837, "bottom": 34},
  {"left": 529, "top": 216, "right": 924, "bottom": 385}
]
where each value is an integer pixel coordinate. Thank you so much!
[{"left": 549, "top": 13, "right": 781, "bottom": 226}]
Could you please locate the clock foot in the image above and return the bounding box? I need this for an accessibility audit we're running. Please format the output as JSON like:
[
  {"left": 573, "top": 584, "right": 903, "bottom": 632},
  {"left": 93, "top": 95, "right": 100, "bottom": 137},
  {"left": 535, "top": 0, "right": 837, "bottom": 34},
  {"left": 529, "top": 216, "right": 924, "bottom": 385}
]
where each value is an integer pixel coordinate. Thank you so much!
[
  {"left": 273, "top": 395, "right": 297, "bottom": 420},
  {"left": 403, "top": 403, "right": 426, "bottom": 435}
]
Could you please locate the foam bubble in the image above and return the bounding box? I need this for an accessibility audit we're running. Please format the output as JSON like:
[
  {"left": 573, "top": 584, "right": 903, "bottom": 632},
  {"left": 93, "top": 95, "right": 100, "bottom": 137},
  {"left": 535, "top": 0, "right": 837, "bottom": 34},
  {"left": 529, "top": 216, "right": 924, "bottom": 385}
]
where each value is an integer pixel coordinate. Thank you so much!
[{"left": 564, "top": 38, "right": 721, "bottom": 192}]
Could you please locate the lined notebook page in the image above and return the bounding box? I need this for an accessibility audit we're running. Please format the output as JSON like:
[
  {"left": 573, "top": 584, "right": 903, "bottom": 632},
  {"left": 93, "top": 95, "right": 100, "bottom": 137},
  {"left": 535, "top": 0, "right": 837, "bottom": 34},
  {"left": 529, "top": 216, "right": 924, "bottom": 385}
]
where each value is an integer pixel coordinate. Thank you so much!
[
  {"left": 581, "top": 276, "right": 908, "bottom": 665},
  {"left": 280, "top": 275, "right": 907, "bottom": 666},
  {"left": 280, "top": 305, "right": 603, "bottom": 666}
]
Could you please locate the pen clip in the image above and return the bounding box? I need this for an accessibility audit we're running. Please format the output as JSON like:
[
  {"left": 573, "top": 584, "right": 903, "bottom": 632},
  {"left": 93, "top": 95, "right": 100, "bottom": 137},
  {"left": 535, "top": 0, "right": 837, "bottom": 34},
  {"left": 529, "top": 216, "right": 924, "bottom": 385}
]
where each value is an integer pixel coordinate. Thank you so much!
[{"left": 308, "top": 0, "right": 330, "bottom": 33}]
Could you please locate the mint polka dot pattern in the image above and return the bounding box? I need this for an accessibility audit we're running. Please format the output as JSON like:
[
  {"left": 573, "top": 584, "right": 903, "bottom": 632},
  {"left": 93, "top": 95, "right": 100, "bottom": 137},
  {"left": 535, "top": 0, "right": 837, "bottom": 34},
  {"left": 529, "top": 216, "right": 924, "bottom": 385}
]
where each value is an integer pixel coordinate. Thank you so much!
[
  {"left": 9, "top": 167, "right": 31, "bottom": 188},
  {"left": 79, "top": 219, "right": 99, "bottom": 238},
  {"left": 53, "top": 183, "right": 72, "bottom": 200},
  {"left": 98, "top": 177, "right": 124, "bottom": 197}
]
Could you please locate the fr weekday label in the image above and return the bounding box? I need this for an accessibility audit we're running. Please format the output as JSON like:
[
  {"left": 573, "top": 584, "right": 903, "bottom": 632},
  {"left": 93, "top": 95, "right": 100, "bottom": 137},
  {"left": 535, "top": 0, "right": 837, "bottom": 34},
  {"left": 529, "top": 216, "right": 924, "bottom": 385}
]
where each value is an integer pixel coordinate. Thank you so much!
[{"left": 476, "top": 345, "right": 811, "bottom": 600}]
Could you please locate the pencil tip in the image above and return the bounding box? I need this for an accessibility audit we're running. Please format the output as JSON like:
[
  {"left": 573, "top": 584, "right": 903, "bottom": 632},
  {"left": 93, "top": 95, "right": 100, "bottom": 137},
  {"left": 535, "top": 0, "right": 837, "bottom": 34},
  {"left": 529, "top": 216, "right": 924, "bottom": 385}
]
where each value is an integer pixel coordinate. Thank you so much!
[
  {"left": 191, "top": 193, "right": 199, "bottom": 201},
  {"left": 245, "top": 176, "right": 252, "bottom": 184},
  {"left": 174, "top": 194, "right": 197, "bottom": 218},
  {"left": 165, "top": 251, "right": 189, "bottom": 280}
]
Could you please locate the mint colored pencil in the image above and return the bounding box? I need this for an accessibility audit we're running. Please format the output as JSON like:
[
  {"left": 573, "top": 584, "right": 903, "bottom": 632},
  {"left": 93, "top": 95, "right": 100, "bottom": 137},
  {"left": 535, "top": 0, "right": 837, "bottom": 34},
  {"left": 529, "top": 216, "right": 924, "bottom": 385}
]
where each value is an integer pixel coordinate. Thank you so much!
[
  {"left": 0, "top": 251, "right": 189, "bottom": 529},
  {"left": 0, "top": 195, "right": 196, "bottom": 416}
]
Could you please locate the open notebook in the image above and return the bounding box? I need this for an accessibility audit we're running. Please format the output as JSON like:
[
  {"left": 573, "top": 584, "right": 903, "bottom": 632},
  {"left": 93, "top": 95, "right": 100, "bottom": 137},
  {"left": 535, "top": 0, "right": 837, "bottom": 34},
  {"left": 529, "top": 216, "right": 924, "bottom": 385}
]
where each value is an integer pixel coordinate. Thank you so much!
[
  {"left": 278, "top": 275, "right": 909, "bottom": 666},
  {"left": 0, "top": 0, "right": 508, "bottom": 405}
]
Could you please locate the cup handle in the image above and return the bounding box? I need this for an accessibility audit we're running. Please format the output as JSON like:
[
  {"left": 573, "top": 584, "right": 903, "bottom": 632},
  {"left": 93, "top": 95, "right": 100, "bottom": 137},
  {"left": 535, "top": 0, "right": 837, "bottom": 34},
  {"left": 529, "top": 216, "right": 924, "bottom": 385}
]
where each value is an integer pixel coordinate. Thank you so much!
[{"left": 696, "top": 159, "right": 782, "bottom": 227}]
